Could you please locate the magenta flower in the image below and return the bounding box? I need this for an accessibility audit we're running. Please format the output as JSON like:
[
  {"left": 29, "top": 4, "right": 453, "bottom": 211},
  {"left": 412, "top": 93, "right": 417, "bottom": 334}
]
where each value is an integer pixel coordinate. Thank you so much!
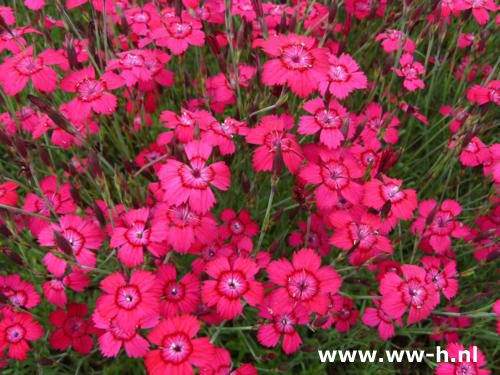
[
  {"left": 49, "top": 303, "right": 96, "bottom": 355},
  {"left": 375, "top": 29, "right": 415, "bottom": 54},
  {"left": 420, "top": 256, "right": 458, "bottom": 305},
  {"left": 362, "top": 298, "right": 402, "bottom": 340},
  {"left": 94, "top": 270, "right": 160, "bottom": 331},
  {"left": 300, "top": 148, "right": 364, "bottom": 210},
  {"left": 320, "top": 294, "right": 359, "bottom": 333},
  {"left": 393, "top": 53, "right": 425, "bottom": 92},
  {"left": 319, "top": 53, "right": 368, "bottom": 99},
  {"left": 0, "top": 275, "right": 40, "bottom": 310},
  {"left": 258, "top": 33, "right": 329, "bottom": 98},
  {"left": 246, "top": 114, "right": 304, "bottom": 174},
  {"left": 361, "top": 101, "right": 400, "bottom": 144},
  {"left": 202, "top": 256, "right": 264, "bottom": 320},
  {"left": 257, "top": 298, "right": 309, "bottom": 354},
  {"left": 158, "top": 140, "right": 230, "bottom": 214},
  {"left": 200, "top": 116, "right": 249, "bottom": 155},
  {"left": 267, "top": 248, "right": 342, "bottom": 314},
  {"left": 380, "top": 265, "right": 438, "bottom": 324},
  {"left": 435, "top": 343, "right": 490, "bottom": 375},
  {"left": 60, "top": 66, "right": 125, "bottom": 121},
  {"left": 157, "top": 263, "right": 200, "bottom": 318},
  {"left": 145, "top": 315, "right": 215, "bottom": 375},
  {"left": 462, "top": 0, "right": 497, "bottom": 25},
  {"left": 0, "top": 311, "right": 43, "bottom": 360},
  {"left": 0, "top": 181, "right": 19, "bottom": 206},
  {"left": 298, "top": 97, "right": 348, "bottom": 149},
  {"left": 0, "top": 45, "right": 64, "bottom": 95},
  {"left": 151, "top": 15, "right": 205, "bottom": 55}
]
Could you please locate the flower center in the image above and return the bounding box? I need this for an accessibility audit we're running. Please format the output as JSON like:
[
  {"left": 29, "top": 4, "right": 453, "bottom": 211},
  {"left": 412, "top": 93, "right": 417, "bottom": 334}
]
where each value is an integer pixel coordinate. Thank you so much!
[
  {"left": 116, "top": 285, "right": 141, "bottom": 310},
  {"left": 218, "top": 271, "right": 248, "bottom": 299},
  {"left": 161, "top": 333, "right": 193, "bottom": 364},
  {"left": 63, "top": 228, "right": 85, "bottom": 255},
  {"left": 230, "top": 220, "right": 244, "bottom": 234},
  {"left": 77, "top": 79, "right": 104, "bottom": 102},
  {"left": 6, "top": 324, "right": 26, "bottom": 343},
  {"left": 169, "top": 23, "right": 192, "bottom": 38},
  {"left": 316, "top": 109, "right": 341, "bottom": 128},
  {"left": 287, "top": 270, "right": 319, "bottom": 301},
  {"left": 402, "top": 279, "right": 427, "bottom": 308},
  {"left": 133, "top": 11, "right": 150, "bottom": 22},
  {"left": 281, "top": 44, "right": 313, "bottom": 71},
  {"left": 16, "top": 56, "right": 41, "bottom": 75},
  {"left": 329, "top": 64, "right": 348, "bottom": 82},
  {"left": 165, "top": 281, "right": 185, "bottom": 302}
]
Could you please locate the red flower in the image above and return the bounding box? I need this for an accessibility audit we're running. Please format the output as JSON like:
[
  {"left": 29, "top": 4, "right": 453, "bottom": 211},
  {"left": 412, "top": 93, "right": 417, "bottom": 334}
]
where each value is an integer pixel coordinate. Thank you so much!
[
  {"left": 360, "top": 102, "right": 400, "bottom": 144},
  {"left": 363, "top": 175, "right": 417, "bottom": 221},
  {"left": 257, "top": 297, "right": 309, "bottom": 354},
  {"left": 60, "top": 66, "right": 125, "bottom": 122},
  {"left": 202, "top": 256, "right": 264, "bottom": 319},
  {"left": 430, "top": 307, "right": 471, "bottom": 342},
  {"left": 145, "top": 315, "right": 215, "bottom": 375},
  {"left": 246, "top": 114, "right": 304, "bottom": 174},
  {"left": 267, "top": 248, "right": 342, "bottom": 314},
  {"left": 49, "top": 303, "right": 96, "bottom": 355},
  {"left": 150, "top": 202, "right": 218, "bottom": 254},
  {"left": 0, "top": 45, "right": 64, "bottom": 95},
  {"left": 319, "top": 53, "right": 368, "bottom": 99},
  {"left": 0, "top": 181, "right": 19, "bottom": 206},
  {"left": 200, "top": 116, "right": 249, "bottom": 155},
  {"left": 93, "top": 310, "right": 150, "bottom": 358},
  {"left": 158, "top": 140, "right": 230, "bottom": 214},
  {"left": 420, "top": 256, "right": 458, "bottom": 304},
  {"left": 299, "top": 147, "right": 364, "bottom": 210},
  {"left": 0, "top": 311, "right": 43, "bottom": 360},
  {"left": 393, "top": 53, "right": 425, "bottom": 92},
  {"left": 157, "top": 263, "right": 200, "bottom": 318},
  {"left": 0, "top": 275, "right": 40, "bottom": 310},
  {"left": 219, "top": 209, "right": 259, "bottom": 244},
  {"left": 379, "top": 265, "right": 438, "bottom": 324},
  {"left": 435, "top": 343, "right": 490, "bottom": 375},
  {"left": 42, "top": 267, "right": 90, "bottom": 307},
  {"left": 462, "top": 0, "right": 496, "bottom": 25},
  {"left": 38, "top": 214, "right": 104, "bottom": 271},
  {"left": 320, "top": 294, "right": 359, "bottom": 333},
  {"left": 160, "top": 108, "right": 201, "bottom": 144},
  {"left": 110, "top": 207, "right": 163, "bottom": 267},
  {"left": 258, "top": 33, "right": 329, "bottom": 98},
  {"left": 411, "top": 199, "right": 469, "bottom": 254},
  {"left": 289, "top": 213, "right": 331, "bottom": 257},
  {"left": 151, "top": 15, "right": 205, "bottom": 55},
  {"left": 298, "top": 98, "right": 348, "bottom": 149},
  {"left": 375, "top": 29, "right": 415, "bottom": 54},
  {"left": 362, "top": 298, "right": 402, "bottom": 340},
  {"left": 94, "top": 270, "right": 160, "bottom": 331}
]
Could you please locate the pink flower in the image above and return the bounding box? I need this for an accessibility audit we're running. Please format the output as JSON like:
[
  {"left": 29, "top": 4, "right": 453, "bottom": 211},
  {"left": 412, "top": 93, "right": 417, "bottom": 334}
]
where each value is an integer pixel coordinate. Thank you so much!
[
  {"left": 320, "top": 294, "right": 359, "bottom": 333},
  {"left": 160, "top": 108, "right": 201, "bottom": 144},
  {"left": 435, "top": 343, "right": 490, "bottom": 375},
  {"left": 0, "top": 311, "right": 43, "bottom": 360},
  {"left": 450, "top": 136, "right": 490, "bottom": 167},
  {"left": 157, "top": 263, "right": 200, "bottom": 317},
  {"left": 205, "top": 73, "right": 235, "bottom": 114},
  {"left": 430, "top": 307, "right": 471, "bottom": 342},
  {"left": 393, "top": 53, "right": 425, "bottom": 92},
  {"left": 462, "top": 0, "right": 496, "bottom": 25},
  {"left": 42, "top": 267, "right": 90, "bottom": 307},
  {"left": 375, "top": 29, "right": 415, "bottom": 54},
  {"left": 246, "top": 114, "right": 304, "bottom": 174},
  {"left": 257, "top": 298, "right": 309, "bottom": 354},
  {"left": 267, "top": 248, "right": 342, "bottom": 314},
  {"left": 145, "top": 315, "right": 215, "bottom": 375},
  {"left": 362, "top": 298, "right": 401, "bottom": 340},
  {"left": 150, "top": 202, "right": 218, "bottom": 253},
  {"left": 319, "top": 53, "right": 368, "bottom": 99},
  {"left": 0, "top": 275, "right": 40, "bottom": 309},
  {"left": 288, "top": 213, "right": 330, "bottom": 257},
  {"left": 0, "top": 45, "right": 64, "bottom": 96},
  {"left": 49, "top": 303, "right": 96, "bottom": 355},
  {"left": 60, "top": 66, "right": 125, "bottom": 122},
  {"left": 124, "top": 4, "right": 160, "bottom": 36},
  {"left": 361, "top": 102, "right": 400, "bottom": 144},
  {"left": 93, "top": 310, "right": 150, "bottom": 358},
  {"left": 458, "top": 33, "right": 475, "bottom": 48},
  {"left": 200, "top": 348, "right": 258, "bottom": 375},
  {"left": 151, "top": 15, "right": 205, "bottom": 55},
  {"left": 38, "top": 214, "right": 104, "bottom": 271},
  {"left": 0, "top": 181, "right": 19, "bottom": 206},
  {"left": 299, "top": 148, "right": 364, "bottom": 210},
  {"left": 94, "top": 270, "right": 160, "bottom": 331},
  {"left": 466, "top": 80, "right": 499, "bottom": 105},
  {"left": 158, "top": 140, "right": 230, "bottom": 214},
  {"left": 363, "top": 175, "right": 417, "bottom": 221},
  {"left": 346, "top": 0, "right": 387, "bottom": 20},
  {"left": 219, "top": 209, "right": 258, "bottom": 244},
  {"left": 0, "top": 27, "right": 40, "bottom": 54},
  {"left": 298, "top": 98, "right": 348, "bottom": 149},
  {"left": 202, "top": 256, "right": 264, "bottom": 319},
  {"left": 380, "top": 265, "right": 438, "bottom": 324},
  {"left": 411, "top": 199, "right": 469, "bottom": 254},
  {"left": 110, "top": 207, "right": 163, "bottom": 267},
  {"left": 329, "top": 210, "right": 393, "bottom": 266},
  {"left": 420, "top": 256, "right": 458, "bottom": 304},
  {"left": 258, "top": 33, "right": 329, "bottom": 98},
  {"left": 200, "top": 116, "right": 249, "bottom": 155}
]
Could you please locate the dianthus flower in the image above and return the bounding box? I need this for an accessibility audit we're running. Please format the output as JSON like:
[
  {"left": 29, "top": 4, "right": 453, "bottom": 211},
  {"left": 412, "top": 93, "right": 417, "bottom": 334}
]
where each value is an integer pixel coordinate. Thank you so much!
[
  {"left": 158, "top": 140, "right": 230, "bottom": 214},
  {"left": 151, "top": 15, "right": 205, "bottom": 55},
  {"left": 375, "top": 29, "right": 415, "bottom": 54},
  {"left": 0, "top": 181, "right": 19, "bottom": 206},
  {"left": 435, "top": 343, "right": 490, "bottom": 375},
  {"left": 420, "top": 256, "right": 458, "bottom": 304},
  {"left": 0, "top": 275, "right": 40, "bottom": 310},
  {"left": 361, "top": 102, "right": 400, "bottom": 144},
  {"left": 49, "top": 303, "right": 97, "bottom": 355},
  {"left": 319, "top": 53, "right": 368, "bottom": 99},
  {"left": 202, "top": 256, "right": 264, "bottom": 320},
  {"left": 267, "top": 248, "right": 342, "bottom": 314},
  {"left": 462, "top": 0, "right": 496, "bottom": 25},
  {"left": 362, "top": 298, "right": 402, "bottom": 340},
  {"left": 380, "top": 265, "right": 438, "bottom": 324},
  {"left": 258, "top": 33, "right": 329, "bottom": 98},
  {"left": 393, "top": 53, "right": 425, "bottom": 92},
  {"left": 95, "top": 270, "right": 160, "bottom": 331},
  {"left": 0, "top": 311, "right": 43, "bottom": 360},
  {"left": 145, "top": 315, "right": 215, "bottom": 375}
]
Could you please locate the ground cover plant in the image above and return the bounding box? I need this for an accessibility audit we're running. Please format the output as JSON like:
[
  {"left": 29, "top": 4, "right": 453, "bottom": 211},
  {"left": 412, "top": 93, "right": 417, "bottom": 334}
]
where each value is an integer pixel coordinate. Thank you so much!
[{"left": 0, "top": 0, "right": 498, "bottom": 374}]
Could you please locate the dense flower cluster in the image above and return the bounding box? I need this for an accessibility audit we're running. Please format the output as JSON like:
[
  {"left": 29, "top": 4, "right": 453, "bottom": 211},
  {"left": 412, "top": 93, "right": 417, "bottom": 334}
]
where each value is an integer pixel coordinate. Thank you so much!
[{"left": 0, "top": 0, "right": 498, "bottom": 374}]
